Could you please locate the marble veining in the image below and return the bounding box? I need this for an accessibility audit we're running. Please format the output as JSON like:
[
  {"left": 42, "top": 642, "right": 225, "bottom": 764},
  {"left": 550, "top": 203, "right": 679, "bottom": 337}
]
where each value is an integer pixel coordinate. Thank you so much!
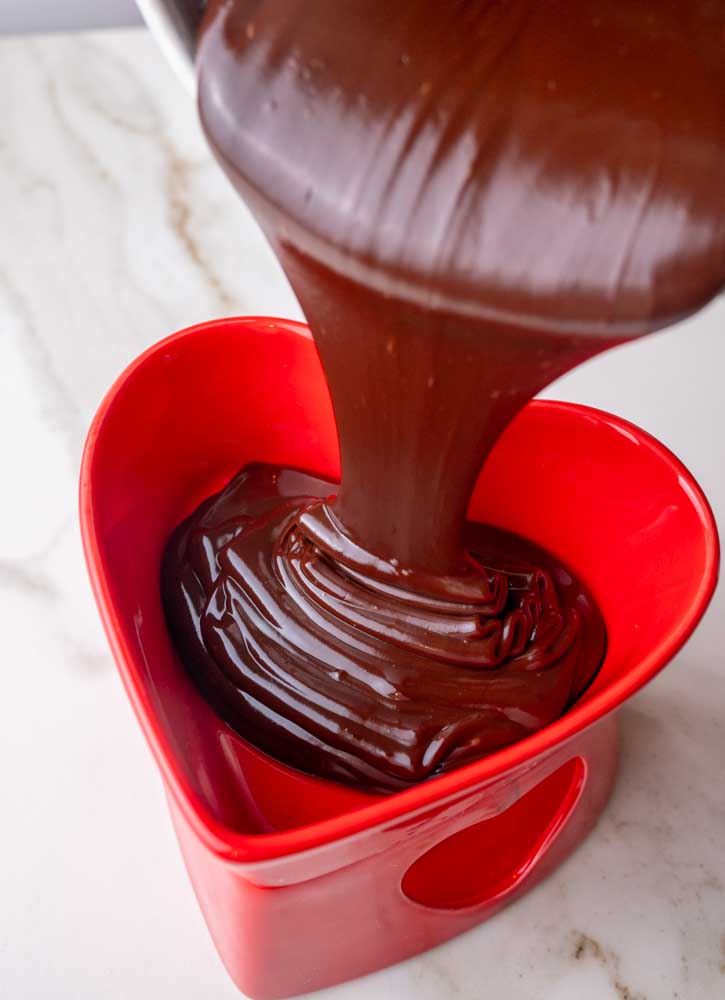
[{"left": 1, "top": 25, "right": 724, "bottom": 1000}]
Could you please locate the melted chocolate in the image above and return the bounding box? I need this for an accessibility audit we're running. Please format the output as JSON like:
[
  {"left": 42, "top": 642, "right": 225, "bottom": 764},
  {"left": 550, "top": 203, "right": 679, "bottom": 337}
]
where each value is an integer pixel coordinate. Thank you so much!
[
  {"left": 163, "top": 464, "right": 604, "bottom": 792},
  {"left": 162, "top": 1, "right": 725, "bottom": 792}
]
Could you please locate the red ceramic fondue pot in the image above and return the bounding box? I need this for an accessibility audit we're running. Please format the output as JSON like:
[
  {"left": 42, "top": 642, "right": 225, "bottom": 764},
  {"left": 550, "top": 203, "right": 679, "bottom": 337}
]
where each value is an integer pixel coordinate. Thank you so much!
[{"left": 80, "top": 316, "right": 718, "bottom": 999}]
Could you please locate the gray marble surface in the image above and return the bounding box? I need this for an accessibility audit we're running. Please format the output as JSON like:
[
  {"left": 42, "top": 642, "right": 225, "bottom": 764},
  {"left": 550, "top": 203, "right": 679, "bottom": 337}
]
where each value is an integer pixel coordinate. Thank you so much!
[{"left": 1, "top": 27, "right": 724, "bottom": 1000}]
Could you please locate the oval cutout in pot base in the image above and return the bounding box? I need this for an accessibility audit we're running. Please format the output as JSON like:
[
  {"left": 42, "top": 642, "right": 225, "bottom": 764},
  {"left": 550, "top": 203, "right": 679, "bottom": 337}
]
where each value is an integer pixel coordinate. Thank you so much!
[{"left": 402, "top": 757, "right": 584, "bottom": 910}]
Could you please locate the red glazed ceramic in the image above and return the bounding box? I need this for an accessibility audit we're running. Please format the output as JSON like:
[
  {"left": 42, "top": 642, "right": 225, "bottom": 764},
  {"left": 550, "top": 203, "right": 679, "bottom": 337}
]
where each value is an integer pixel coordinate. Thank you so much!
[{"left": 80, "top": 317, "right": 719, "bottom": 999}]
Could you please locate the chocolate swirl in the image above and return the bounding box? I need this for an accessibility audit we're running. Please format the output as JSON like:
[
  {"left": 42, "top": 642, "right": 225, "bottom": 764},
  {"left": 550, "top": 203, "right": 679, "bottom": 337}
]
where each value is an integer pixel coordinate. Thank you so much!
[
  {"left": 163, "top": 464, "right": 604, "bottom": 793},
  {"left": 288, "top": 502, "right": 579, "bottom": 669}
]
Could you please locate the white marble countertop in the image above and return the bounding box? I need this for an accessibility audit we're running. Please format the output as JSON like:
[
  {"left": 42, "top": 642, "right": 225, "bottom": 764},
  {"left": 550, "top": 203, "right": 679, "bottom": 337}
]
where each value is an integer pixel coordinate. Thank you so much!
[{"left": 1, "top": 27, "right": 725, "bottom": 1000}]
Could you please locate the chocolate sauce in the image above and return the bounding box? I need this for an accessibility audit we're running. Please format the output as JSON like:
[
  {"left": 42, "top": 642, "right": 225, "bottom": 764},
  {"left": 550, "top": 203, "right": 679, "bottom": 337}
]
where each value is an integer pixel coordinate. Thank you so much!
[
  {"left": 163, "top": 1, "right": 725, "bottom": 792},
  {"left": 163, "top": 464, "right": 604, "bottom": 791}
]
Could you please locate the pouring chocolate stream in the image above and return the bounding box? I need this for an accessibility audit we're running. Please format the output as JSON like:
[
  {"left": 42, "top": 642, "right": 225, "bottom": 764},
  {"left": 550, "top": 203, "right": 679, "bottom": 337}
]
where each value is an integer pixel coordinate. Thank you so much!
[{"left": 162, "top": 0, "right": 725, "bottom": 792}]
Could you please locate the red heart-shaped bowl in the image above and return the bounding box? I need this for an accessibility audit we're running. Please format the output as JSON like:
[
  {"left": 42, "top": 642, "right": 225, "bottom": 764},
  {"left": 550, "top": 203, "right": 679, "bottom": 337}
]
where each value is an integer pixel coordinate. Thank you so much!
[{"left": 80, "top": 317, "right": 718, "bottom": 999}]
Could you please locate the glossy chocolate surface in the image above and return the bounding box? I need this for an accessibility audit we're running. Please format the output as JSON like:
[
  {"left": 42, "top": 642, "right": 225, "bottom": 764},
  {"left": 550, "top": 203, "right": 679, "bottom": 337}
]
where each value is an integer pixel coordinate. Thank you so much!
[
  {"left": 163, "top": 464, "right": 604, "bottom": 792},
  {"left": 198, "top": 0, "right": 725, "bottom": 334},
  {"left": 162, "top": 1, "right": 725, "bottom": 791}
]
